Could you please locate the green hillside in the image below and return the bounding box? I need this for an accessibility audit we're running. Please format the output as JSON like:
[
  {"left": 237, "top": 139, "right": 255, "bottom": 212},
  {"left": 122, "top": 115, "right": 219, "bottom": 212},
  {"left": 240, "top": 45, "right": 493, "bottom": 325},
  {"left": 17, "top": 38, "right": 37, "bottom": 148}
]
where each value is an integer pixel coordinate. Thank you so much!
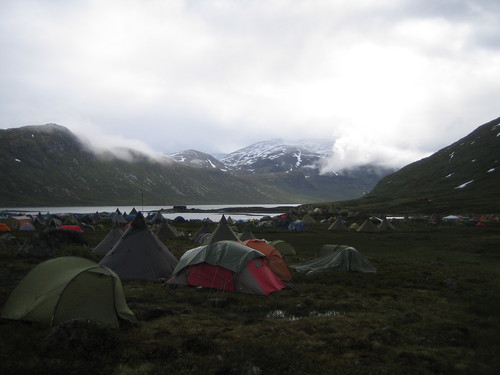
[{"left": 331, "top": 117, "right": 500, "bottom": 214}]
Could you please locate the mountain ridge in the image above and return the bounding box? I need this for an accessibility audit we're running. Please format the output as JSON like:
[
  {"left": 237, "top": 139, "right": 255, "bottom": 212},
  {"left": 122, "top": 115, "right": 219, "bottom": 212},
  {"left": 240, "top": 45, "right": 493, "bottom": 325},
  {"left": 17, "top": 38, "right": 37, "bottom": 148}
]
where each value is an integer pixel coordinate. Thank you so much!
[{"left": 0, "top": 124, "right": 386, "bottom": 206}]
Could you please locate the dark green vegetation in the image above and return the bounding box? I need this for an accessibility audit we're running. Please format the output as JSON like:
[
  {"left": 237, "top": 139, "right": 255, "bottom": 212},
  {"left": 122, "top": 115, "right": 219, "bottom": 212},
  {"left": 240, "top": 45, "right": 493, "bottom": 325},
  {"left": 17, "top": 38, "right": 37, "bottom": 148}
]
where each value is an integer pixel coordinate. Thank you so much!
[
  {"left": 337, "top": 117, "right": 500, "bottom": 214},
  {"left": 0, "top": 124, "right": 384, "bottom": 206},
  {"left": 1, "top": 220, "right": 499, "bottom": 374}
]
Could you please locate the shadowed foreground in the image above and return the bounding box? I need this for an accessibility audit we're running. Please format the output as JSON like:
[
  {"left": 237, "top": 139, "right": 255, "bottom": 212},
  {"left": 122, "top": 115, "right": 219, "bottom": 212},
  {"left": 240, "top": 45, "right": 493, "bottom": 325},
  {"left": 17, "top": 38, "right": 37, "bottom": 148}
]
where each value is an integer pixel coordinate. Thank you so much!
[{"left": 1, "top": 220, "right": 499, "bottom": 374}]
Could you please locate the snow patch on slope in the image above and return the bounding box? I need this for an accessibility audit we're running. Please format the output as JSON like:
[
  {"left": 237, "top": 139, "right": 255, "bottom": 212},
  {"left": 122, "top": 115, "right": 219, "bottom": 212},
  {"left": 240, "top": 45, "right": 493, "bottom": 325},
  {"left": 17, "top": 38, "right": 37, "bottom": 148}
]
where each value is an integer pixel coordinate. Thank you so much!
[{"left": 454, "top": 180, "right": 474, "bottom": 189}]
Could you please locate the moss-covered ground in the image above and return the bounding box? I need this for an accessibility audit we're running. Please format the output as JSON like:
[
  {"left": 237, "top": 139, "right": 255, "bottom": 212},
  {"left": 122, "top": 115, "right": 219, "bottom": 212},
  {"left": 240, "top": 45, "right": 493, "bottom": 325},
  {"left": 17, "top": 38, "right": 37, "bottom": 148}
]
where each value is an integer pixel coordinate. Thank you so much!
[{"left": 1, "top": 219, "right": 499, "bottom": 374}]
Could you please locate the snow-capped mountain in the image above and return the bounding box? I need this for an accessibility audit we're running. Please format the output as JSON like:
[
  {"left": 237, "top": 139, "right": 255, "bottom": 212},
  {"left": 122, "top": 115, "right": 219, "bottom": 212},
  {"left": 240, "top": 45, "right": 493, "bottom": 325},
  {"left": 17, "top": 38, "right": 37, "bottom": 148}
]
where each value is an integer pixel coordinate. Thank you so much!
[
  {"left": 168, "top": 149, "right": 230, "bottom": 171},
  {"left": 167, "top": 140, "right": 394, "bottom": 201},
  {"left": 220, "top": 140, "right": 333, "bottom": 175}
]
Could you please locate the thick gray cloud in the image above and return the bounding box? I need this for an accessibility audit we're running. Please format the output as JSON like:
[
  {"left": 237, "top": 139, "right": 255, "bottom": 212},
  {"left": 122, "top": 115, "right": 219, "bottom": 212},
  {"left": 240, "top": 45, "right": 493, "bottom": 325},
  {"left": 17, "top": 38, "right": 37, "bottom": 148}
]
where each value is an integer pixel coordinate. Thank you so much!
[{"left": 1, "top": 0, "right": 499, "bottom": 171}]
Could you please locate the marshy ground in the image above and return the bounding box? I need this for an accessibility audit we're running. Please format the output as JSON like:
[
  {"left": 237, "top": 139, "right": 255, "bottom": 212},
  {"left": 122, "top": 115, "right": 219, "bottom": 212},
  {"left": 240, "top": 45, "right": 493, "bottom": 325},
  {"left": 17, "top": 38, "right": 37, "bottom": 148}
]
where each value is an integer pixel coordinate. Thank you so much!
[{"left": 1, "top": 219, "right": 499, "bottom": 374}]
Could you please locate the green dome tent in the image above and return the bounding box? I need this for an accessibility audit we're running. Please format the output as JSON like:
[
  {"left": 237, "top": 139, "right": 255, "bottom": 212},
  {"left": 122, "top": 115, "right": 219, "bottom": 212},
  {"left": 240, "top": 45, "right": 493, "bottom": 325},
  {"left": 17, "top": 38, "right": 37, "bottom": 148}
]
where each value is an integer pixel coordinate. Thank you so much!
[
  {"left": 1, "top": 256, "right": 136, "bottom": 328},
  {"left": 268, "top": 240, "right": 296, "bottom": 256}
]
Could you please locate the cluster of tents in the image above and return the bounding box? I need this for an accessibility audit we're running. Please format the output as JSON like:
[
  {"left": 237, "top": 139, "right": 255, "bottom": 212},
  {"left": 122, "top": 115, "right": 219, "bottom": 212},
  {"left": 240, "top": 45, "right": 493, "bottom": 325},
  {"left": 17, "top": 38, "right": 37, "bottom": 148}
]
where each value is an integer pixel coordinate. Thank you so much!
[
  {"left": 0, "top": 208, "right": 170, "bottom": 234},
  {"left": 327, "top": 217, "right": 397, "bottom": 233},
  {"left": 257, "top": 206, "right": 401, "bottom": 233},
  {"left": 1, "top": 211, "right": 376, "bottom": 329}
]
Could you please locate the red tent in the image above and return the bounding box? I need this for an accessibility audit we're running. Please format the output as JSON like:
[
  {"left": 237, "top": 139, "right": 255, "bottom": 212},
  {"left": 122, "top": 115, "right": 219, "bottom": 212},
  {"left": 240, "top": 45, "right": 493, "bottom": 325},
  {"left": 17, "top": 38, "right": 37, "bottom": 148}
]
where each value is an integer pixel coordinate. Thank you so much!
[
  {"left": 168, "top": 241, "right": 285, "bottom": 295},
  {"left": 59, "top": 225, "right": 84, "bottom": 233},
  {"left": 0, "top": 223, "right": 12, "bottom": 232}
]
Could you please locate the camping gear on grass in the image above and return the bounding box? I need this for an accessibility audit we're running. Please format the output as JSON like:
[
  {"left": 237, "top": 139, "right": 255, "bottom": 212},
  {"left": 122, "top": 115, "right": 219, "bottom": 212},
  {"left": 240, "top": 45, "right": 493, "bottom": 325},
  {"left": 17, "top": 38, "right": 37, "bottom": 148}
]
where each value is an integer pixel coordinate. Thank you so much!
[{"left": 291, "top": 245, "right": 376, "bottom": 275}]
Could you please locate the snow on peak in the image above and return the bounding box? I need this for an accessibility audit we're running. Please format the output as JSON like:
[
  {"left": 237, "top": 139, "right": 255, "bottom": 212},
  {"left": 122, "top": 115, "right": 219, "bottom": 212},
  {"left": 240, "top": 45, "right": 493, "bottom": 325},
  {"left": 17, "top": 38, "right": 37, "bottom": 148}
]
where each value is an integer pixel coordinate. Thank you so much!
[
  {"left": 168, "top": 149, "right": 226, "bottom": 169},
  {"left": 221, "top": 139, "right": 332, "bottom": 169}
]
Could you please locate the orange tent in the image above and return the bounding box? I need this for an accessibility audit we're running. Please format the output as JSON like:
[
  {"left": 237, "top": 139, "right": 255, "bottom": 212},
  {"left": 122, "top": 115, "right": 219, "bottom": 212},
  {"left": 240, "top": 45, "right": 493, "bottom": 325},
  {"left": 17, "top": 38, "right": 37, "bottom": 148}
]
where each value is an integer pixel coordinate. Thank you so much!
[
  {"left": 0, "top": 223, "right": 11, "bottom": 232},
  {"left": 243, "top": 239, "right": 292, "bottom": 281}
]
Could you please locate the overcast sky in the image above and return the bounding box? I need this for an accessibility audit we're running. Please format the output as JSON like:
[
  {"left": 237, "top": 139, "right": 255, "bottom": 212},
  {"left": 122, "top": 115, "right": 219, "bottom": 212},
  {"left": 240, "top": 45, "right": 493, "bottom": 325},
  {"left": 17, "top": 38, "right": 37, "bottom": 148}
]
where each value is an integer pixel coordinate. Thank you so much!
[{"left": 1, "top": 0, "right": 499, "bottom": 172}]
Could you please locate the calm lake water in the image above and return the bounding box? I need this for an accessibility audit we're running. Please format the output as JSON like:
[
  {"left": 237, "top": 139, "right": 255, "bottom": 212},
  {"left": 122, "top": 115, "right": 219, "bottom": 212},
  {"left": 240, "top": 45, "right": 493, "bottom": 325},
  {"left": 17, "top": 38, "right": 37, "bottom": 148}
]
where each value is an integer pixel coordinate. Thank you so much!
[{"left": 0, "top": 204, "right": 299, "bottom": 222}]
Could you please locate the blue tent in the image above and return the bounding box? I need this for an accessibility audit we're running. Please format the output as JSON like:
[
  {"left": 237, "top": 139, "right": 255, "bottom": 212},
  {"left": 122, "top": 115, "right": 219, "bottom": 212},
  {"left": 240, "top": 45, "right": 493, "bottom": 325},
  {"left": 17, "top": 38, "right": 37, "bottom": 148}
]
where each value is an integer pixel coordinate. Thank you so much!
[{"left": 288, "top": 220, "right": 305, "bottom": 231}]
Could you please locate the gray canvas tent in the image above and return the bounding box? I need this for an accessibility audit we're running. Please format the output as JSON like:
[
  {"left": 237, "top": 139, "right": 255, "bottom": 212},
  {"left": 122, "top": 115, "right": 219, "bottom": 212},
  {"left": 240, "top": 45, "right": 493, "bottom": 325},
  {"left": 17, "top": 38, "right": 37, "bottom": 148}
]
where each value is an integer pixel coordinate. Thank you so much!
[
  {"left": 301, "top": 212, "right": 317, "bottom": 226},
  {"left": 155, "top": 220, "right": 180, "bottom": 239},
  {"left": 62, "top": 214, "right": 80, "bottom": 225},
  {"left": 316, "top": 244, "right": 350, "bottom": 258},
  {"left": 291, "top": 245, "right": 376, "bottom": 275},
  {"left": 34, "top": 212, "right": 47, "bottom": 226},
  {"left": 195, "top": 232, "right": 211, "bottom": 245},
  {"left": 192, "top": 220, "right": 213, "bottom": 243},
  {"left": 93, "top": 226, "right": 124, "bottom": 256},
  {"left": 109, "top": 212, "right": 127, "bottom": 225},
  {"left": 357, "top": 219, "right": 380, "bottom": 233},
  {"left": 378, "top": 218, "right": 396, "bottom": 232},
  {"left": 1, "top": 256, "right": 136, "bottom": 328},
  {"left": 205, "top": 215, "right": 240, "bottom": 244},
  {"left": 148, "top": 211, "right": 164, "bottom": 224},
  {"left": 92, "top": 212, "right": 102, "bottom": 224},
  {"left": 328, "top": 218, "right": 348, "bottom": 232},
  {"left": 239, "top": 226, "right": 257, "bottom": 241},
  {"left": 99, "top": 212, "right": 178, "bottom": 280}
]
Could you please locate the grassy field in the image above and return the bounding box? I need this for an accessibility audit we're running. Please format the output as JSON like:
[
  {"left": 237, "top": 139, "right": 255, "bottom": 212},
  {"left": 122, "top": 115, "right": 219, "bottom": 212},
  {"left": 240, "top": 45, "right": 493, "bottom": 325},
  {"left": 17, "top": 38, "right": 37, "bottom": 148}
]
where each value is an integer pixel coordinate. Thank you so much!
[{"left": 1, "top": 219, "right": 499, "bottom": 375}]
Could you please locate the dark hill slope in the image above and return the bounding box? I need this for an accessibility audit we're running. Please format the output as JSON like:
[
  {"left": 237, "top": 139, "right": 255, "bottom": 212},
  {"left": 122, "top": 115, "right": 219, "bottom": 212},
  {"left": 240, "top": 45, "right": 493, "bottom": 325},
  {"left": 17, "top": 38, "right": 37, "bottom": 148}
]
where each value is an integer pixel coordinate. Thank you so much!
[
  {"left": 0, "top": 124, "right": 393, "bottom": 206},
  {"left": 336, "top": 117, "right": 500, "bottom": 213},
  {"left": 0, "top": 125, "right": 294, "bottom": 206}
]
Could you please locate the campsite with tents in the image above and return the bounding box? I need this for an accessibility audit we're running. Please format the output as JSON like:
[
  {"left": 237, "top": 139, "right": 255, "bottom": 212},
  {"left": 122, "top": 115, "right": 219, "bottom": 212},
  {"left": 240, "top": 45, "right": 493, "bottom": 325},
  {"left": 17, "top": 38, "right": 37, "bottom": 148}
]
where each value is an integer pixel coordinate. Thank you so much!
[{"left": 0, "top": 207, "right": 499, "bottom": 374}]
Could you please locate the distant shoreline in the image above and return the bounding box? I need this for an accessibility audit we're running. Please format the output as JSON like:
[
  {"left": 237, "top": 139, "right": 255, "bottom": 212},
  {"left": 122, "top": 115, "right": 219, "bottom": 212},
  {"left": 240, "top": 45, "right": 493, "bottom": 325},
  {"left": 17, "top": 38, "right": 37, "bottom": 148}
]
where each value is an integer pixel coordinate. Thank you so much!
[
  {"left": 0, "top": 204, "right": 299, "bottom": 216},
  {"left": 159, "top": 205, "right": 296, "bottom": 214}
]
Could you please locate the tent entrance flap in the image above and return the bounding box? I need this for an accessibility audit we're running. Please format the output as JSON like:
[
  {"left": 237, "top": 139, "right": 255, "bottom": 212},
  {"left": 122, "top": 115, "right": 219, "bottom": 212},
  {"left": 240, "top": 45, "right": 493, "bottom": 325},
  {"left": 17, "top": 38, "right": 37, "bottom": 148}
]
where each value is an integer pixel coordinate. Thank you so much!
[{"left": 54, "top": 271, "right": 119, "bottom": 327}]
